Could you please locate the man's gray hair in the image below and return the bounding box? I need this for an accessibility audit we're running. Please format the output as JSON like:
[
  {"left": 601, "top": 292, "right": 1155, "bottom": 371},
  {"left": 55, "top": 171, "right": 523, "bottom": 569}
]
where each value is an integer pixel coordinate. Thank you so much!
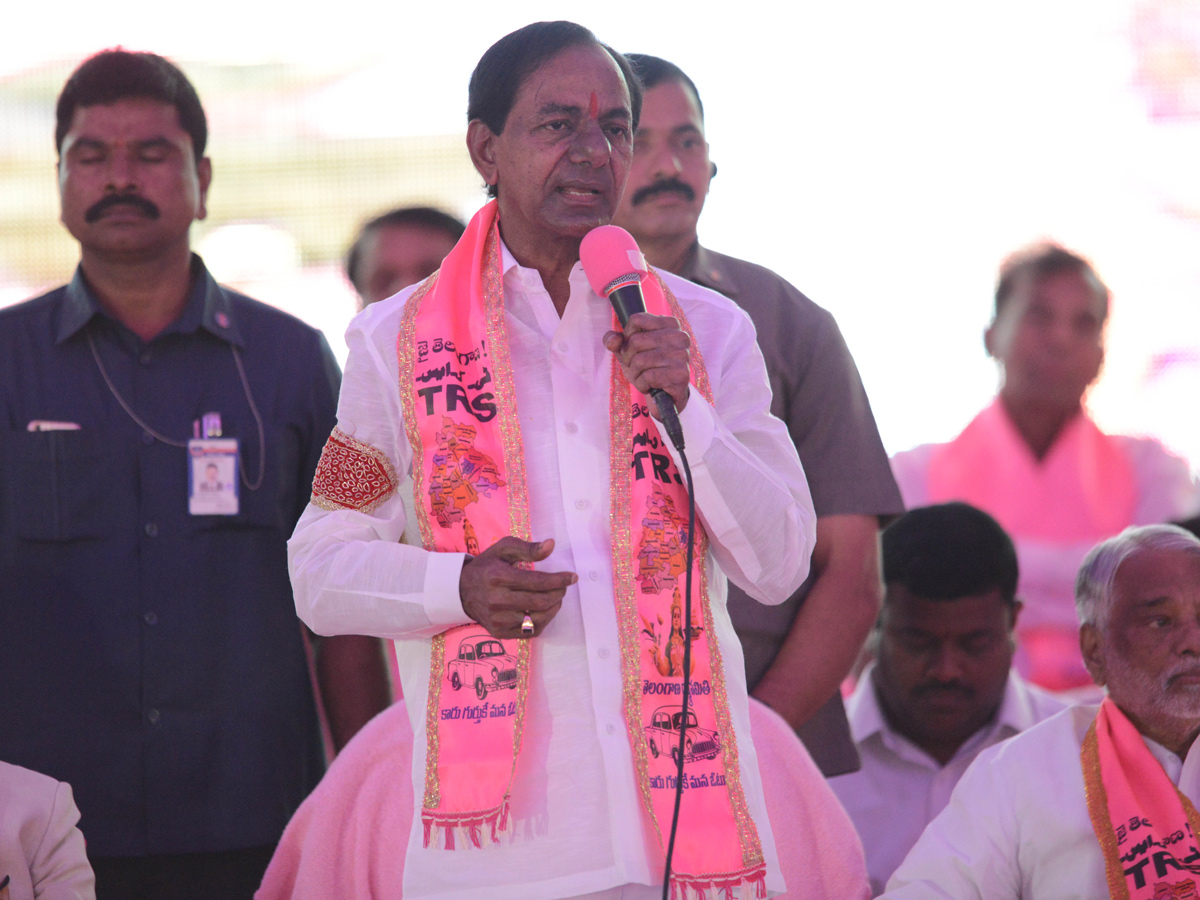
[{"left": 1075, "top": 524, "right": 1200, "bottom": 628}]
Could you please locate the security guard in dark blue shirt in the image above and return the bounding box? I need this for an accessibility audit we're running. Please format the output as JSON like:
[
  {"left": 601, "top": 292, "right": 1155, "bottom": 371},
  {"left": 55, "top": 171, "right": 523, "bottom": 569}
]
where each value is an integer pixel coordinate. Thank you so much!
[{"left": 0, "top": 49, "right": 388, "bottom": 899}]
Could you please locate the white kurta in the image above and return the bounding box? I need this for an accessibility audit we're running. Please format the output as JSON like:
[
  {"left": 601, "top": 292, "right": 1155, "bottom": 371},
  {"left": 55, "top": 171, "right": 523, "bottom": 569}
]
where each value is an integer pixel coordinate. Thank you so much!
[
  {"left": 0, "top": 761, "right": 94, "bottom": 900},
  {"left": 287, "top": 245, "right": 817, "bottom": 900},
  {"left": 881, "top": 704, "right": 1200, "bottom": 900},
  {"left": 829, "top": 667, "right": 1066, "bottom": 895}
]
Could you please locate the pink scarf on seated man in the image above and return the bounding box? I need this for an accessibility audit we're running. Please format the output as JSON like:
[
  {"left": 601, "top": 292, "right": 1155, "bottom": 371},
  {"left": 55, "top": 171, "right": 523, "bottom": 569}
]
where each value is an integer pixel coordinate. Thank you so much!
[
  {"left": 395, "top": 201, "right": 766, "bottom": 897},
  {"left": 1083, "top": 698, "right": 1200, "bottom": 899},
  {"left": 928, "top": 399, "right": 1138, "bottom": 691},
  {"left": 927, "top": 399, "right": 1136, "bottom": 544}
]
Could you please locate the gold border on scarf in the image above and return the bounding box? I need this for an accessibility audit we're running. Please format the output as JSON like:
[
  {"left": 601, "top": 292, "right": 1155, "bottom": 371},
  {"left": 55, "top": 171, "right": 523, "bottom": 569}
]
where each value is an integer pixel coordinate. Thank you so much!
[
  {"left": 659, "top": 272, "right": 765, "bottom": 869},
  {"left": 696, "top": 545, "right": 763, "bottom": 868},
  {"left": 610, "top": 353, "right": 664, "bottom": 849},
  {"left": 423, "top": 631, "right": 447, "bottom": 810},
  {"left": 396, "top": 271, "right": 450, "bottom": 813},
  {"left": 480, "top": 226, "right": 532, "bottom": 546},
  {"left": 1082, "top": 719, "right": 1133, "bottom": 900},
  {"left": 1084, "top": 707, "right": 1200, "bottom": 900},
  {"left": 402, "top": 212, "right": 536, "bottom": 826},
  {"left": 1182, "top": 793, "right": 1200, "bottom": 867},
  {"left": 612, "top": 276, "right": 765, "bottom": 872},
  {"left": 479, "top": 221, "right": 537, "bottom": 793},
  {"left": 397, "top": 271, "right": 439, "bottom": 553}
]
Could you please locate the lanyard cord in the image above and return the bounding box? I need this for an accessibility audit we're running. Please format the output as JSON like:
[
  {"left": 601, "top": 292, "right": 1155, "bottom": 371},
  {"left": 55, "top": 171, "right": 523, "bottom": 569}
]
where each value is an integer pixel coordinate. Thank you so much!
[
  {"left": 229, "top": 343, "right": 266, "bottom": 491},
  {"left": 87, "top": 329, "right": 266, "bottom": 491}
]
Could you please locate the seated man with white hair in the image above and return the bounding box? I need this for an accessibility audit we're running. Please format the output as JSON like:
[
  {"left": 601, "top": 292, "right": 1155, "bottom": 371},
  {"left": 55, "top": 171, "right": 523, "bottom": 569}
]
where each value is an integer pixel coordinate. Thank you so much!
[{"left": 883, "top": 524, "right": 1200, "bottom": 900}]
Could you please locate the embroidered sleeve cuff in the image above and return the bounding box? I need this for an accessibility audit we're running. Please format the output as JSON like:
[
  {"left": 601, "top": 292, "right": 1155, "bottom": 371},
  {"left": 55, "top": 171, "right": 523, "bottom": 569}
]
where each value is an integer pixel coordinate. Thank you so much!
[
  {"left": 423, "top": 550, "right": 474, "bottom": 630},
  {"left": 311, "top": 428, "right": 399, "bottom": 513}
]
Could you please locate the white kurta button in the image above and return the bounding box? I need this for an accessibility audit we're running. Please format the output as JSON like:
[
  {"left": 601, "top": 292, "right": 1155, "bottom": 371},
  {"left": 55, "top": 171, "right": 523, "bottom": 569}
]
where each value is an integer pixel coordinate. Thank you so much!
[{"left": 564, "top": 422, "right": 578, "bottom": 434}]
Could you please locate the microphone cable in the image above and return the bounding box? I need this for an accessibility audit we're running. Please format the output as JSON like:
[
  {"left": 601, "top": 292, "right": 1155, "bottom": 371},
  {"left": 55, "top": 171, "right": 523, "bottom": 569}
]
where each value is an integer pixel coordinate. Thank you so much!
[
  {"left": 575, "top": 223, "right": 701, "bottom": 894},
  {"left": 662, "top": 439, "right": 695, "bottom": 900}
]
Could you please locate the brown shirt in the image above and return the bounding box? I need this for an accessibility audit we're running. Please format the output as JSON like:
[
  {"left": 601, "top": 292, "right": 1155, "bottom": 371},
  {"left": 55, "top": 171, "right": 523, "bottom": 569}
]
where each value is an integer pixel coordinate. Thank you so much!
[{"left": 680, "top": 243, "right": 904, "bottom": 775}]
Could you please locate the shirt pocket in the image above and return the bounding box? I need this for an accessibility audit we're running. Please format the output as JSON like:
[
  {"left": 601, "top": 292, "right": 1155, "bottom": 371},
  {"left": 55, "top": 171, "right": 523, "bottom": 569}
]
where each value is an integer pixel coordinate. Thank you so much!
[
  {"left": 187, "top": 421, "right": 302, "bottom": 533},
  {"left": 3, "top": 427, "right": 115, "bottom": 541}
]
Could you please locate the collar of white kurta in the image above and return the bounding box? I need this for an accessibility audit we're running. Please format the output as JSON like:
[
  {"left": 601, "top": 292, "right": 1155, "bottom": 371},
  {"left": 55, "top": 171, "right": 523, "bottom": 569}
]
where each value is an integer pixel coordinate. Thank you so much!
[
  {"left": 1082, "top": 698, "right": 1200, "bottom": 899},
  {"left": 851, "top": 666, "right": 1036, "bottom": 747},
  {"left": 390, "top": 200, "right": 766, "bottom": 897}
]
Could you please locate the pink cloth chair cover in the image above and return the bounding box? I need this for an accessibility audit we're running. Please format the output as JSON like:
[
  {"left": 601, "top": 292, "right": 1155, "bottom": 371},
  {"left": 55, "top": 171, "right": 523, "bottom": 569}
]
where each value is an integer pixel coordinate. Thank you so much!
[{"left": 256, "top": 698, "right": 869, "bottom": 900}]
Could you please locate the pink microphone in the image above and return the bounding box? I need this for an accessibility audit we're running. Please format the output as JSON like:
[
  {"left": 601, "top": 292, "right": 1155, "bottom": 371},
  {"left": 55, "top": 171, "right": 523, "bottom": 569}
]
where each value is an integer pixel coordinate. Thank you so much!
[
  {"left": 579, "top": 225, "right": 684, "bottom": 450},
  {"left": 580, "top": 225, "right": 649, "bottom": 325}
]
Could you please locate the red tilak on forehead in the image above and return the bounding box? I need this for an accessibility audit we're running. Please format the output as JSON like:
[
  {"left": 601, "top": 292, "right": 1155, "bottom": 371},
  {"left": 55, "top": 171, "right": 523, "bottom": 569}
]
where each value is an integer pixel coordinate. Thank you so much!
[{"left": 589, "top": 92, "right": 599, "bottom": 118}]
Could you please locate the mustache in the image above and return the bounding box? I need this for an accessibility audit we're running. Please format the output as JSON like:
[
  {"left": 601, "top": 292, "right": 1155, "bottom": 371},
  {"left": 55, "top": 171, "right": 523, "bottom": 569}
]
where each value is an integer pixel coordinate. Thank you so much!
[
  {"left": 85, "top": 194, "right": 160, "bottom": 223},
  {"left": 911, "top": 681, "right": 974, "bottom": 700},
  {"left": 631, "top": 177, "right": 695, "bottom": 206}
]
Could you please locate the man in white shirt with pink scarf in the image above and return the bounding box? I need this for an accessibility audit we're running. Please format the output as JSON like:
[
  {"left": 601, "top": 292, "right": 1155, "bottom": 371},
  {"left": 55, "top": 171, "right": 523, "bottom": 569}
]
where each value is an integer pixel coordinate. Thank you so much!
[
  {"left": 891, "top": 243, "right": 1200, "bottom": 694},
  {"left": 883, "top": 524, "right": 1200, "bottom": 899},
  {"left": 284, "top": 20, "right": 870, "bottom": 900}
]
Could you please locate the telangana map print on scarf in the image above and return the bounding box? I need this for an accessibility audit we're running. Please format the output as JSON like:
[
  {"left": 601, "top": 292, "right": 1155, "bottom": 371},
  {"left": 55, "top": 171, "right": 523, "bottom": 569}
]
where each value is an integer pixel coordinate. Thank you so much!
[{"left": 428, "top": 416, "right": 506, "bottom": 556}]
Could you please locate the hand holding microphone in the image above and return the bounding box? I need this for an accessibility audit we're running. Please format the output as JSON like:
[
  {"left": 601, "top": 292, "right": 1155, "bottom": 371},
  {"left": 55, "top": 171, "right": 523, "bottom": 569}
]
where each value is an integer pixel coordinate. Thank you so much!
[{"left": 580, "top": 225, "right": 690, "bottom": 451}]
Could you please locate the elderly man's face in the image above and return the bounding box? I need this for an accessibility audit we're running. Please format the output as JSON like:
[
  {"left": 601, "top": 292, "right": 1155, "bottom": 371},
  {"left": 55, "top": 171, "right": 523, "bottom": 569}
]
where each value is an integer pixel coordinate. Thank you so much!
[
  {"left": 1084, "top": 548, "right": 1200, "bottom": 744},
  {"left": 469, "top": 43, "right": 633, "bottom": 252}
]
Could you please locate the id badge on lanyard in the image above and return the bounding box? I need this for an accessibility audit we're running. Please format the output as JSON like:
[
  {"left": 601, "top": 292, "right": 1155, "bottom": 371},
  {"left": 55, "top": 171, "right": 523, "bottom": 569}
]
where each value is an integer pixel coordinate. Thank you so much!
[{"left": 188, "top": 412, "right": 239, "bottom": 515}]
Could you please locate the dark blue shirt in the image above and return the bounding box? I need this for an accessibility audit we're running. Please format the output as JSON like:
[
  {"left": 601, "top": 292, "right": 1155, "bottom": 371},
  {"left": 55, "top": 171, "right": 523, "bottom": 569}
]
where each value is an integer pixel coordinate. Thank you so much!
[{"left": 0, "top": 257, "right": 340, "bottom": 857}]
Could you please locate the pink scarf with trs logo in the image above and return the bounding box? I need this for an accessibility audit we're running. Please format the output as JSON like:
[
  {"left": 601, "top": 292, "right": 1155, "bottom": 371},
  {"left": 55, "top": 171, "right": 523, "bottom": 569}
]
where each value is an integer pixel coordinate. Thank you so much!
[{"left": 396, "top": 201, "right": 766, "bottom": 897}]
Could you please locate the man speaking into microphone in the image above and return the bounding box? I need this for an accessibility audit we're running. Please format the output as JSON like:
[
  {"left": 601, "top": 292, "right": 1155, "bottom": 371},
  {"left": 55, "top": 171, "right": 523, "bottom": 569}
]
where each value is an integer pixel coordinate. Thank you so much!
[{"left": 289, "top": 21, "right": 816, "bottom": 899}]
